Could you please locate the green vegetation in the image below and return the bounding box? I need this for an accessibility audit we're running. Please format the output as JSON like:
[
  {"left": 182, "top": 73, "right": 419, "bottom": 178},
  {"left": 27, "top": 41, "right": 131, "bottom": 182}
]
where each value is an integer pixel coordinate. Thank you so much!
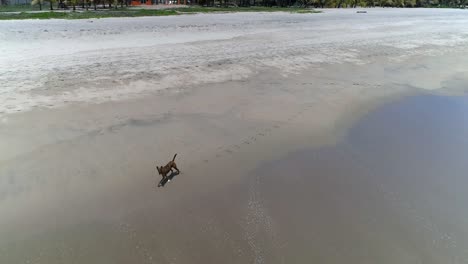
[
  {"left": 295, "top": 9, "right": 316, "bottom": 12},
  {"left": 0, "top": 9, "right": 179, "bottom": 19},
  {"left": 190, "top": 0, "right": 466, "bottom": 8},
  {"left": 0, "top": 4, "right": 40, "bottom": 11},
  {"left": 173, "top": 6, "right": 319, "bottom": 12},
  {"left": 1, "top": 0, "right": 465, "bottom": 21},
  {"left": 0, "top": 11, "right": 66, "bottom": 18},
  {"left": 0, "top": 5, "right": 318, "bottom": 20}
]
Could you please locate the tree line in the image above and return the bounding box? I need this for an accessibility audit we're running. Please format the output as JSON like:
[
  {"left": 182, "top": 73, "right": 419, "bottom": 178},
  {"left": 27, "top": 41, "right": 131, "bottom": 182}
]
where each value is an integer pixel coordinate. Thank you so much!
[
  {"left": 2, "top": 0, "right": 466, "bottom": 11},
  {"left": 28, "top": 0, "right": 134, "bottom": 10},
  {"left": 204, "top": 0, "right": 467, "bottom": 7},
  {"left": 125, "top": 0, "right": 468, "bottom": 7}
]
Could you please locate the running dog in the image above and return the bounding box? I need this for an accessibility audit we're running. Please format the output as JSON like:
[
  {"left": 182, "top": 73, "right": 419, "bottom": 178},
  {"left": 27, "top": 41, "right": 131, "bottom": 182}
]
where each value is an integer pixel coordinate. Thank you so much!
[{"left": 157, "top": 154, "right": 180, "bottom": 182}]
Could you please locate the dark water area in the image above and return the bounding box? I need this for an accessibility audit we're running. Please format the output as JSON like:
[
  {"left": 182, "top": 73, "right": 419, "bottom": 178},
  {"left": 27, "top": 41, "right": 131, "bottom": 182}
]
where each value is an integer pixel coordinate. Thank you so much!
[{"left": 253, "top": 95, "right": 468, "bottom": 263}]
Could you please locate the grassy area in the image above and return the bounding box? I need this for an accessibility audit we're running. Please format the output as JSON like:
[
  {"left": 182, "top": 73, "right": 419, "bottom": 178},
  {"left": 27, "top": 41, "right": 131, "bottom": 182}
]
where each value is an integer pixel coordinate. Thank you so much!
[
  {"left": 0, "top": 5, "right": 317, "bottom": 20},
  {"left": 173, "top": 6, "right": 319, "bottom": 13},
  {"left": 0, "top": 4, "right": 41, "bottom": 12},
  {"left": 0, "top": 9, "right": 178, "bottom": 20},
  {"left": 295, "top": 9, "right": 317, "bottom": 13}
]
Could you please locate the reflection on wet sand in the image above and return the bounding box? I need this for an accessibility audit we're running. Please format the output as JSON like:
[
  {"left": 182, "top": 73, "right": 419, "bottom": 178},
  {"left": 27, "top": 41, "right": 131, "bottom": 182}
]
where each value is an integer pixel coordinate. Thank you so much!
[{"left": 253, "top": 95, "right": 468, "bottom": 263}]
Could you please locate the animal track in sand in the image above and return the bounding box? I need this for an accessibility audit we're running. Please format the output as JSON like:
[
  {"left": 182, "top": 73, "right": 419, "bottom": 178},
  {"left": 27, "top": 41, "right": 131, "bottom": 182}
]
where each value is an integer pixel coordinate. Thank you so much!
[{"left": 201, "top": 103, "right": 314, "bottom": 168}]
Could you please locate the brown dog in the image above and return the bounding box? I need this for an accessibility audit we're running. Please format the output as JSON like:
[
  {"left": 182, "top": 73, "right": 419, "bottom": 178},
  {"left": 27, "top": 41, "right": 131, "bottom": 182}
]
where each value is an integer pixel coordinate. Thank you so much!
[{"left": 157, "top": 154, "right": 180, "bottom": 182}]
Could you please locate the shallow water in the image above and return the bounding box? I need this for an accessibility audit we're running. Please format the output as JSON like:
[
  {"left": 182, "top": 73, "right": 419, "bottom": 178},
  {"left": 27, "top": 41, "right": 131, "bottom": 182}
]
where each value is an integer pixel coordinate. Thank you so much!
[{"left": 252, "top": 95, "right": 468, "bottom": 263}]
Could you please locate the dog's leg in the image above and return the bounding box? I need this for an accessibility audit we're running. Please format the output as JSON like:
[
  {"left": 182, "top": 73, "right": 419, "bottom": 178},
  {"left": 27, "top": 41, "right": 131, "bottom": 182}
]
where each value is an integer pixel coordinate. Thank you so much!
[{"left": 173, "top": 164, "right": 180, "bottom": 173}]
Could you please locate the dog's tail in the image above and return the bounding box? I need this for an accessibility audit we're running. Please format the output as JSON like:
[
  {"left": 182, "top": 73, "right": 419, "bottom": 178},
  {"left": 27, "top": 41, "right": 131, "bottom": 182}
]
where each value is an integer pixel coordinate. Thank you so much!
[{"left": 172, "top": 153, "right": 177, "bottom": 162}]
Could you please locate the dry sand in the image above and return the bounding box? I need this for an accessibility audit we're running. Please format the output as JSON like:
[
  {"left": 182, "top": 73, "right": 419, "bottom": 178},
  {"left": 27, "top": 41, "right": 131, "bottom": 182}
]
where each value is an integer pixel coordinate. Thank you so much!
[{"left": 1, "top": 8, "right": 468, "bottom": 263}]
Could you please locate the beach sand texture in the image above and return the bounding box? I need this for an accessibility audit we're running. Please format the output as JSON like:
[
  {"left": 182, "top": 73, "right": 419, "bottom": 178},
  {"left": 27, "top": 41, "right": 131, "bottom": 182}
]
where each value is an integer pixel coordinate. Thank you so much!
[{"left": 1, "top": 8, "right": 468, "bottom": 263}]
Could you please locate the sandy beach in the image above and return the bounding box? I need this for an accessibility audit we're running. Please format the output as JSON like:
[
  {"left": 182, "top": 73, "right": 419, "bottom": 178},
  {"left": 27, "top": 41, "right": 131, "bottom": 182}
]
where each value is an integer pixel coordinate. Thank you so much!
[{"left": 1, "top": 8, "right": 468, "bottom": 263}]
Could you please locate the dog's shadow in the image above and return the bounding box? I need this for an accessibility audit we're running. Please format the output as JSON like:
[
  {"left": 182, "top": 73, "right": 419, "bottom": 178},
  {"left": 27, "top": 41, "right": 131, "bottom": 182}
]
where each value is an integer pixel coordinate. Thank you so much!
[{"left": 157, "top": 171, "right": 180, "bottom": 187}]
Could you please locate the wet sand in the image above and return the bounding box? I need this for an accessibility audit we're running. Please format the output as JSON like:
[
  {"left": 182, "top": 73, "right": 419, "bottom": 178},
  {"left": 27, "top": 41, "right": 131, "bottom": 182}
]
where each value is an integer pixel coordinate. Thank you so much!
[
  {"left": 1, "top": 9, "right": 468, "bottom": 264},
  {"left": 252, "top": 95, "right": 468, "bottom": 263},
  {"left": 3, "top": 88, "right": 468, "bottom": 263}
]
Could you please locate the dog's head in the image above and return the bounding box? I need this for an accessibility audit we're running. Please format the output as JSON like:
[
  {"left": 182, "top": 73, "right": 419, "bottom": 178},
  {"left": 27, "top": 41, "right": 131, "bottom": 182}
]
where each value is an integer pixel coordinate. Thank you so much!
[{"left": 157, "top": 166, "right": 162, "bottom": 175}]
